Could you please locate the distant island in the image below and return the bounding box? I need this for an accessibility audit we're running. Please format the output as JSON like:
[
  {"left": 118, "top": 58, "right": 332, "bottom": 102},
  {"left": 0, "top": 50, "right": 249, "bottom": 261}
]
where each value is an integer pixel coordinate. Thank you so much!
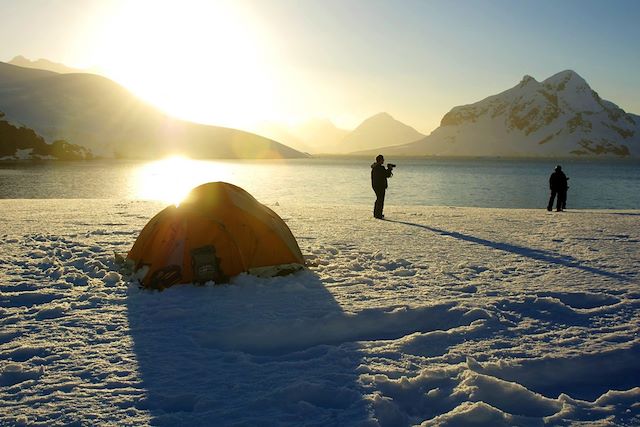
[{"left": 0, "top": 112, "right": 92, "bottom": 160}]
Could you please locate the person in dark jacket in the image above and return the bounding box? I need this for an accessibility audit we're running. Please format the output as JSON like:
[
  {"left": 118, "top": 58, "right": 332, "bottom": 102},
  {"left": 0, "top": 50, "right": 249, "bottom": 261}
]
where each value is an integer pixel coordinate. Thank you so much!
[
  {"left": 371, "top": 154, "right": 393, "bottom": 219},
  {"left": 547, "top": 165, "right": 568, "bottom": 212}
]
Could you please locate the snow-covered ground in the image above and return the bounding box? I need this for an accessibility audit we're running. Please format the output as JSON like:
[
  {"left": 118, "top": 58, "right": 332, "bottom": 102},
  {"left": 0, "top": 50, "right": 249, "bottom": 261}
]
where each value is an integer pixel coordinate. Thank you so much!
[{"left": 1, "top": 199, "right": 639, "bottom": 426}]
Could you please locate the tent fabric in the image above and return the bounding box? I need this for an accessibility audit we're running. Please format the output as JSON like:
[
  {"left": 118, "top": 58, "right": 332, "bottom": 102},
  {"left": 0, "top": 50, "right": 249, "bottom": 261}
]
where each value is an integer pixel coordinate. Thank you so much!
[{"left": 127, "top": 182, "right": 304, "bottom": 289}]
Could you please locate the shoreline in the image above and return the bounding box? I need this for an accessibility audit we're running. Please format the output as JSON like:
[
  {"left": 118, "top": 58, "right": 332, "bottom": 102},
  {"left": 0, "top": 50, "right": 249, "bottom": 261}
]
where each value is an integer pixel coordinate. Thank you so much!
[
  {"left": 2, "top": 154, "right": 640, "bottom": 163},
  {"left": 2, "top": 198, "right": 640, "bottom": 213}
]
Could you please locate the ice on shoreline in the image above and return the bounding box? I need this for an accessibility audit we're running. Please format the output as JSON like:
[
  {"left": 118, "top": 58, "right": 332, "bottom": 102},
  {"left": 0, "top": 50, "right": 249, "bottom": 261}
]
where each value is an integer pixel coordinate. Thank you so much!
[{"left": 1, "top": 200, "right": 639, "bottom": 426}]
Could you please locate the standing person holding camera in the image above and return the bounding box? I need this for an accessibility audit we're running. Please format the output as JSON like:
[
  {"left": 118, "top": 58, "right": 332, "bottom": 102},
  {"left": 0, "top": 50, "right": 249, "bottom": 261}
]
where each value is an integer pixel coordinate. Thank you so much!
[{"left": 371, "top": 154, "right": 394, "bottom": 219}]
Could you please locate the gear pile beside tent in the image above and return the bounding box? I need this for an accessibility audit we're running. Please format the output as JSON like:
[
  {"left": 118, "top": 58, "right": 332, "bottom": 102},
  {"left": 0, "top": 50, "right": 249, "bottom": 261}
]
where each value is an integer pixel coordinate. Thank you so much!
[{"left": 127, "top": 182, "right": 305, "bottom": 289}]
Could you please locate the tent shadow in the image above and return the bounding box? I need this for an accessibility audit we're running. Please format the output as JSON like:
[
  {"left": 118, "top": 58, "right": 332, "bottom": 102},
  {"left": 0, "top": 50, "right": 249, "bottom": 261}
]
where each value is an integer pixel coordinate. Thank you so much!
[
  {"left": 385, "top": 219, "right": 631, "bottom": 283},
  {"left": 126, "top": 269, "right": 369, "bottom": 425}
]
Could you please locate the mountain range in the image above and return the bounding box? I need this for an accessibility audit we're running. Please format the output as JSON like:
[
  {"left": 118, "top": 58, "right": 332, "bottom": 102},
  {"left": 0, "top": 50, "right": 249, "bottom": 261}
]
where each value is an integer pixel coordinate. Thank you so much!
[
  {"left": 8, "top": 55, "right": 85, "bottom": 74},
  {"left": 2, "top": 58, "right": 637, "bottom": 159},
  {"left": 372, "top": 70, "right": 640, "bottom": 158},
  {"left": 0, "top": 61, "right": 305, "bottom": 159},
  {"left": 256, "top": 113, "right": 424, "bottom": 155}
]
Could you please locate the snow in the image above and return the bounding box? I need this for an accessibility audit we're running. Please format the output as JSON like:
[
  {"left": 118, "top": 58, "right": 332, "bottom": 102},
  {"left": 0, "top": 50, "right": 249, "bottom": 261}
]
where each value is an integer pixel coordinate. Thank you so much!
[
  {"left": 0, "top": 149, "right": 34, "bottom": 161},
  {"left": 1, "top": 199, "right": 639, "bottom": 426}
]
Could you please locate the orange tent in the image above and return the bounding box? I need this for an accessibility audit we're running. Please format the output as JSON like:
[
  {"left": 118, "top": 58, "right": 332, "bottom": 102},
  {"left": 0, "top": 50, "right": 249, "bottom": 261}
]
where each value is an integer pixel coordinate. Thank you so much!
[{"left": 127, "top": 182, "right": 304, "bottom": 289}]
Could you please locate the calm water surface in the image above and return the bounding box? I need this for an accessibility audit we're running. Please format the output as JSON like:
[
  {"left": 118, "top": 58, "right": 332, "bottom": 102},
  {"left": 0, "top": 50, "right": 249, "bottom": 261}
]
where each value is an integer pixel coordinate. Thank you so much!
[{"left": 1, "top": 157, "right": 639, "bottom": 209}]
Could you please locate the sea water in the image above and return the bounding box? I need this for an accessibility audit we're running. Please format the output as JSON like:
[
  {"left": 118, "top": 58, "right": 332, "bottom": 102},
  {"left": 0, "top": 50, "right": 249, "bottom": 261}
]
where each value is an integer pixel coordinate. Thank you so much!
[{"left": 0, "top": 157, "right": 639, "bottom": 209}]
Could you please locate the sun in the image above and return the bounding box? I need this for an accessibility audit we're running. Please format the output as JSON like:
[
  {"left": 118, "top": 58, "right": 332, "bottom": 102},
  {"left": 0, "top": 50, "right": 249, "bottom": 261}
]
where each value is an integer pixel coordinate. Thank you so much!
[
  {"left": 89, "top": 1, "right": 278, "bottom": 131},
  {"left": 135, "top": 156, "right": 234, "bottom": 205}
]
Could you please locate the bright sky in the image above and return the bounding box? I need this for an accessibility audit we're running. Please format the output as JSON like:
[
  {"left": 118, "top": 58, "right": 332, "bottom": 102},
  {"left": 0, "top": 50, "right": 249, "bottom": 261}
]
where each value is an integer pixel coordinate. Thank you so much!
[{"left": 1, "top": 0, "right": 639, "bottom": 134}]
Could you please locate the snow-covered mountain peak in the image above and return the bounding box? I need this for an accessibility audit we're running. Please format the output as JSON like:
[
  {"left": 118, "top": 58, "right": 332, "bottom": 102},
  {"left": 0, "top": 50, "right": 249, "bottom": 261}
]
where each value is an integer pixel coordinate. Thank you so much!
[
  {"left": 440, "top": 69, "right": 623, "bottom": 130},
  {"left": 540, "top": 70, "right": 598, "bottom": 113},
  {"left": 518, "top": 74, "right": 539, "bottom": 88},
  {"left": 542, "top": 69, "right": 589, "bottom": 91},
  {"left": 385, "top": 70, "right": 639, "bottom": 158}
]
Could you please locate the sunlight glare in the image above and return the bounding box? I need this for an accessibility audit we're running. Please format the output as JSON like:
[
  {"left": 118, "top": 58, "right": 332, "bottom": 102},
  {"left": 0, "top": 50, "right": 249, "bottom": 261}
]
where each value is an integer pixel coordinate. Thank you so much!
[
  {"left": 89, "top": 0, "right": 279, "bottom": 131},
  {"left": 135, "top": 156, "right": 234, "bottom": 205}
]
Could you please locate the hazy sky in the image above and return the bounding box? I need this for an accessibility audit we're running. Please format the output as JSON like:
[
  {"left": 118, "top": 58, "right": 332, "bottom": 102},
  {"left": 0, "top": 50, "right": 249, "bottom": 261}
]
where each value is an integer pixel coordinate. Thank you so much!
[{"left": 1, "top": 0, "right": 639, "bottom": 133}]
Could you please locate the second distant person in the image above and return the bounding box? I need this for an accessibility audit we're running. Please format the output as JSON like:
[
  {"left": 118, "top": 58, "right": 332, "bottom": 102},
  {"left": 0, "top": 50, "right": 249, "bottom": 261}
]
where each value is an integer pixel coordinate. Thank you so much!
[{"left": 547, "top": 165, "right": 568, "bottom": 212}]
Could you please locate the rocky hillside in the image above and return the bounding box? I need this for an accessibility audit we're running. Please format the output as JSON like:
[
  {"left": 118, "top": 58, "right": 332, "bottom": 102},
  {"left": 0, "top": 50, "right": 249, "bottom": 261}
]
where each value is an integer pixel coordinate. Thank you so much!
[
  {"left": 379, "top": 70, "right": 640, "bottom": 158},
  {"left": 0, "top": 112, "right": 92, "bottom": 160},
  {"left": 0, "top": 61, "right": 306, "bottom": 159}
]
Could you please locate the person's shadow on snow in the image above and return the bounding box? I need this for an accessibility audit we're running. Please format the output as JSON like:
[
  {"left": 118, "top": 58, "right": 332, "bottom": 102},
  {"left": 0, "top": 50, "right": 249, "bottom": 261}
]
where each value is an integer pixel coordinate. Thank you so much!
[
  {"left": 385, "top": 219, "right": 631, "bottom": 283},
  {"left": 126, "top": 270, "right": 369, "bottom": 426}
]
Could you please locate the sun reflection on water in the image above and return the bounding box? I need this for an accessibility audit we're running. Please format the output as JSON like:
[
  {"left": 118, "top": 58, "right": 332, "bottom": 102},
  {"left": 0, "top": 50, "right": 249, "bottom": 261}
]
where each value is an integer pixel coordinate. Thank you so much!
[{"left": 135, "top": 156, "right": 234, "bottom": 205}]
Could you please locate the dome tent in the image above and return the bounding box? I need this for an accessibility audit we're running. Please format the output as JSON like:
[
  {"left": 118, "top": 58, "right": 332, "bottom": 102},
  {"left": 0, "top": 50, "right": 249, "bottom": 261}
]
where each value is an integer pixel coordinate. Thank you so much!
[{"left": 127, "top": 182, "right": 304, "bottom": 289}]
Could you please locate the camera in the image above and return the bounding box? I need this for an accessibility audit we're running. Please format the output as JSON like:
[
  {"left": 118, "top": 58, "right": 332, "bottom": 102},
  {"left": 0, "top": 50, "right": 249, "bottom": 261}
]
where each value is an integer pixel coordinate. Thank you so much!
[{"left": 387, "top": 163, "right": 396, "bottom": 169}]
